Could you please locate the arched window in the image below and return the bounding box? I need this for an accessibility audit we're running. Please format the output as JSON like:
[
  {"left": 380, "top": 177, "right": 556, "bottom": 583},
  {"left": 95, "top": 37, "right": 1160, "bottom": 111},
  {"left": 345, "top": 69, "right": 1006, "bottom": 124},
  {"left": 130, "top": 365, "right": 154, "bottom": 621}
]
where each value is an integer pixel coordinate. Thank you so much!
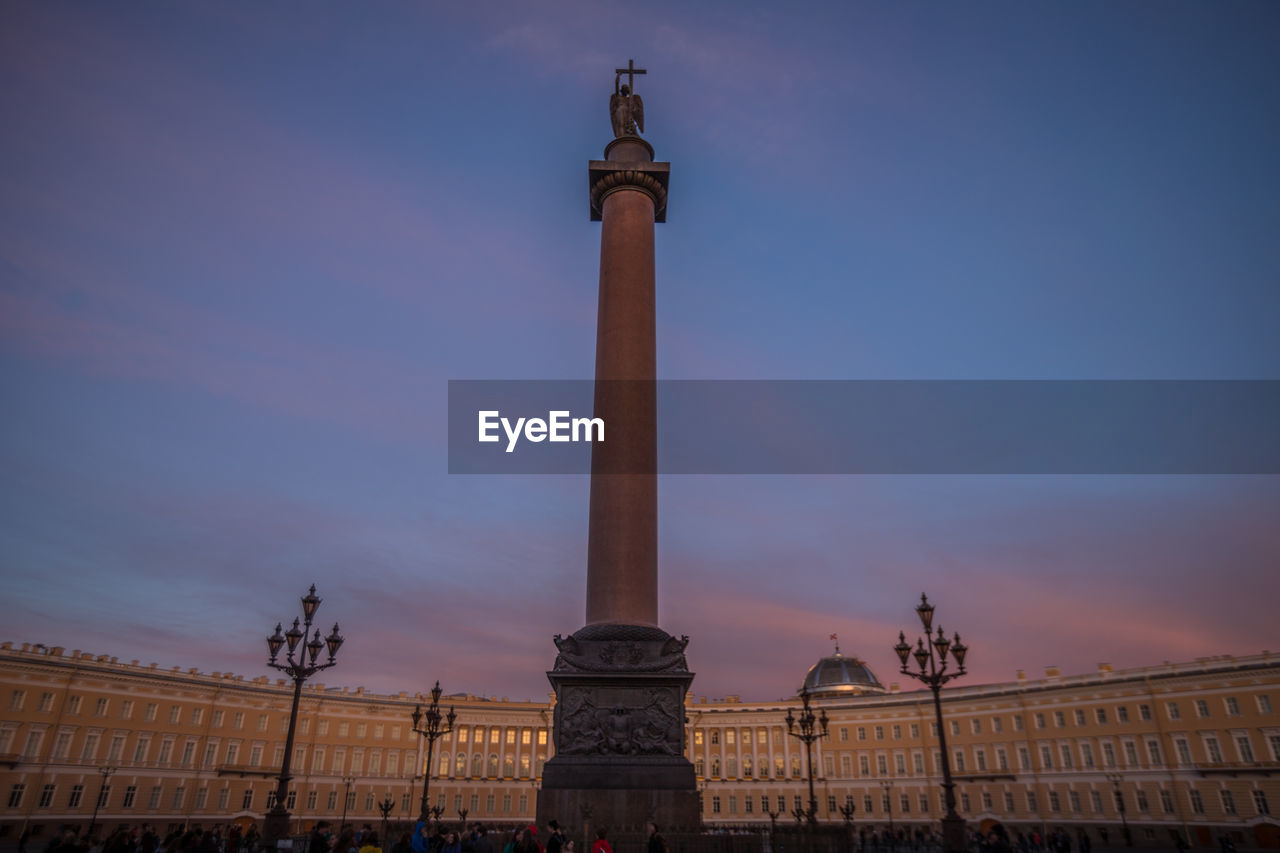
[
  {"left": 711, "top": 757, "right": 721, "bottom": 777},
  {"left": 536, "top": 754, "right": 546, "bottom": 775},
  {"left": 727, "top": 756, "right": 738, "bottom": 777},
  {"left": 710, "top": 730, "right": 720, "bottom": 745},
  {"left": 743, "top": 755, "right": 753, "bottom": 777},
  {"left": 758, "top": 755, "right": 769, "bottom": 777},
  {"left": 439, "top": 753, "right": 450, "bottom": 776},
  {"left": 695, "top": 758, "right": 705, "bottom": 776},
  {"left": 454, "top": 754, "right": 466, "bottom": 775},
  {"left": 775, "top": 755, "right": 784, "bottom": 777},
  {"left": 791, "top": 756, "right": 801, "bottom": 778},
  {"left": 503, "top": 756, "right": 514, "bottom": 777},
  {"left": 520, "top": 755, "right": 530, "bottom": 776},
  {"left": 487, "top": 754, "right": 498, "bottom": 777},
  {"left": 471, "top": 754, "right": 483, "bottom": 777}
]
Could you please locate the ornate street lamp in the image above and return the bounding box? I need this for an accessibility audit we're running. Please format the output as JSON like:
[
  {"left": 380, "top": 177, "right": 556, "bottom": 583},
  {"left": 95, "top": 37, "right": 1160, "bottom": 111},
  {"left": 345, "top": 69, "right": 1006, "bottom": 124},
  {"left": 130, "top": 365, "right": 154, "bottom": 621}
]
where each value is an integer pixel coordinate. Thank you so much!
[
  {"left": 894, "top": 592, "right": 969, "bottom": 853},
  {"left": 339, "top": 775, "right": 355, "bottom": 832},
  {"left": 839, "top": 798, "right": 857, "bottom": 841},
  {"left": 1105, "top": 772, "right": 1133, "bottom": 847},
  {"left": 87, "top": 765, "right": 116, "bottom": 840},
  {"left": 263, "top": 584, "right": 344, "bottom": 848},
  {"left": 378, "top": 793, "right": 395, "bottom": 845},
  {"left": 410, "top": 682, "right": 456, "bottom": 823},
  {"left": 785, "top": 686, "right": 829, "bottom": 827},
  {"left": 882, "top": 780, "right": 895, "bottom": 836}
]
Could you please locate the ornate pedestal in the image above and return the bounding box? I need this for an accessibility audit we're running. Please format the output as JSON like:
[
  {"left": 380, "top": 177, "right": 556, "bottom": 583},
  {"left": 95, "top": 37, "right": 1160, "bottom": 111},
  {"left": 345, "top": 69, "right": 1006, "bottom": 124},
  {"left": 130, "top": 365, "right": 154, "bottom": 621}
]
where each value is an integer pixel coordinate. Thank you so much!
[{"left": 536, "top": 624, "right": 700, "bottom": 836}]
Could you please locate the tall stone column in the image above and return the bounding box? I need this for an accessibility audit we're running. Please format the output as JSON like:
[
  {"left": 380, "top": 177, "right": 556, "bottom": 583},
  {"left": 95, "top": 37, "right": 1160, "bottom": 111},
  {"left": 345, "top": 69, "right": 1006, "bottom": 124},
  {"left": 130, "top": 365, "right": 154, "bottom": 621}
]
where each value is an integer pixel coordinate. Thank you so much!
[
  {"left": 537, "top": 100, "right": 699, "bottom": 842},
  {"left": 585, "top": 134, "right": 663, "bottom": 627}
]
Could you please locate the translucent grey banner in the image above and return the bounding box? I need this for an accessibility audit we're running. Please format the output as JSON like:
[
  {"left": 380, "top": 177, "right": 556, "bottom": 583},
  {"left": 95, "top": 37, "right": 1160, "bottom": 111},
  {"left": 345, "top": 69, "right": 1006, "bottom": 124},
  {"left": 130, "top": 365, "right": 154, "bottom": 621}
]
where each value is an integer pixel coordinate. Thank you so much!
[{"left": 447, "top": 380, "right": 1280, "bottom": 474}]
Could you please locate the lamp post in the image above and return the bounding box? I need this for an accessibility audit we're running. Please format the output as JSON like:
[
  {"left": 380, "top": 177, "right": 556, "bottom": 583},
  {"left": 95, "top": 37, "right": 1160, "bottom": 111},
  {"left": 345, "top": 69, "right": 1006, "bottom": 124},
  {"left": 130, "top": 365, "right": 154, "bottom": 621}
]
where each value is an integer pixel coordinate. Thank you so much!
[
  {"left": 839, "top": 798, "right": 856, "bottom": 850},
  {"left": 263, "top": 585, "right": 344, "bottom": 848},
  {"left": 893, "top": 593, "right": 969, "bottom": 853},
  {"left": 378, "top": 793, "right": 395, "bottom": 847},
  {"left": 409, "top": 681, "right": 456, "bottom": 823},
  {"left": 1105, "top": 773, "right": 1132, "bottom": 847},
  {"left": 881, "top": 780, "right": 895, "bottom": 837},
  {"left": 457, "top": 807, "right": 469, "bottom": 831},
  {"left": 87, "top": 765, "right": 116, "bottom": 840},
  {"left": 785, "top": 687, "right": 829, "bottom": 827},
  {"left": 340, "top": 776, "right": 355, "bottom": 833}
]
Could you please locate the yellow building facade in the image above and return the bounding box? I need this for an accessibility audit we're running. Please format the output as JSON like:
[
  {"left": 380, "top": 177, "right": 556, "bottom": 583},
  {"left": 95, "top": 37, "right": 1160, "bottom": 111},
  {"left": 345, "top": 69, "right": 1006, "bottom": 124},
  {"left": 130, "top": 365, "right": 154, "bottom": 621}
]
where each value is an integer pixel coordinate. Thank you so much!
[{"left": 1, "top": 642, "right": 1277, "bottom": 848}]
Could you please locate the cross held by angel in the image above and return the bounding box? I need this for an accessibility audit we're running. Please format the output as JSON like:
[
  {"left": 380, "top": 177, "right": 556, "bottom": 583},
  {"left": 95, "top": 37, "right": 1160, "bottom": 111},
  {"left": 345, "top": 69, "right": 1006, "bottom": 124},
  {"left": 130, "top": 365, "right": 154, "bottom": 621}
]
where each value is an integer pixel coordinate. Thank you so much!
[{"left": 610, "top": 60, "right": 646, "bottom": 138}]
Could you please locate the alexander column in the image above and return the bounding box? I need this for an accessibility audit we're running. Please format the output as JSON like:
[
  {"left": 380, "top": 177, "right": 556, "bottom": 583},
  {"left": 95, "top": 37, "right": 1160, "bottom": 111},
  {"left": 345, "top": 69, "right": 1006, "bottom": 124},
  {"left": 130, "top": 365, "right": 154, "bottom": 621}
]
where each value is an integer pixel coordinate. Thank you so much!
[{"left": 537, "top": 62, "right": 699, "bottom": 838}]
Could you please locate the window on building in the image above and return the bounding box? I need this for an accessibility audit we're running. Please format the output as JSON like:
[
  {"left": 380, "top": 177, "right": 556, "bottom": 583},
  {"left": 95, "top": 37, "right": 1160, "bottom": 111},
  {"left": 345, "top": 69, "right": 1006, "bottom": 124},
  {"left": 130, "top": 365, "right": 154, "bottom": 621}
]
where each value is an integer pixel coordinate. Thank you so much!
[
  {"left": 971, "top": 719, "right": 981, "bottom": 735},
  {"left": 1123, "top": 741, "right": 1138, "bottom": 766},
  {"left": 1147, "top": 740, "right": 1163, "bottom": 766},
  {"left": 1221, "top": 790, "right": 1237, "bottom": 815},
  {"left": 1235, "top": 736, "right": 1255, "bottom": 763},
  {"left": 123, "top": 785, "right": 137, "bottom": 808},
  {"left": 954, "top": 751, "right": 966, "bottom": 772},
  {"left": 1039, "top": 746, "right": 1053, "bottom": 769},
  {"left": 1189, "top": 789, "right": 1205, "bottom": 814},
  {"left": 1048, "top": 792, "right": 1060, "bottom": 812},
  {"left": 710, "top": 730, "right": 719, "bottom": 745},
  {"left": 711, "top": 795, "right": 720, "bottom": 814},
  {"left": 1095, "top": 708, "right": 1107, "bottom": 724},
  {"left": 1166, "top": 702, "right": 1180, "bottom": 720},
  {"left": 1068, "top": 790, "right": 1081, "bottom": 812},
  {"left": 1160, "top": 789, "right": 1174, "bottom": 814},
  {"left": 1206, "top": 737, "right": 1224, "bottom": 764},
  {"left": 1054, "top": 711, "right": 1066, "bottom": 727},
  {"left": 949, "top": 721, "right": 959, "bottom": 736},
  {"left": 7, "top": 784, "right": 25, "bottom": 809},
  {"left": 961, "top": 793, "right": 971, "bottom": 812},
  {"left": 1195, "top": 700, "right": 1210, "bottom": 718},
  {"left": 1081, "top": 743, "right": 1095, "bottom": 768},
  {"left": 1225, "top": 697, "right": 1241, "bottom": 716},
  {"left": 1138, "top": 704, "right": 1151, "bottom": 722},
  {"left": 1254, "top": 790, "right": 1271, "bottom": 816},
  {"left": 910, "top": 724, "right": 919, "bottom": 738},
  {"left": 893, "top": 725, "right": 902, "bottom": 739},
  {"left": 858, "top": 727, "right": 867, "bottom": 741},
  {"left": 233, "top": 712, "right": 244, "bottom": 729},
  {"left": 68, "top": 785, "right": 84, "bottom": 808},
  {"left": 1257, "top": 695, "right": 1273, "bottom": 715},
  {"left": 8, "top": 690, "right": 26, "bottom": 711},
  {"left": 877, "top": 725, "right": 886, "bottom": 740},
  {"left": 1102, "top": 742, "right": 1116, "bottom": 767},
  {"left": 38, "top": 784, "right": 55, "bottom": 808},
  {"left": 1004, "top": 792, "right": 1015, "bottom": 813},
  {"left": 1027, "top": 791, "right": 1038, "bottom": 812},
  {"left": 1135, "top": 790, "right": 1149, "bottom": 812},
  {"left": 992, "top": 717, "right": 1002, "bottom": 733},
  {"left": 1117, "top": 706, "right": 1129, "bottom": 723},
  {"left": 242, "top": 789, "right": 254, "bottom": 810},
  {"left": 1035, "top": 713, "right": 1046, "bottom": 730},
  {"left": 1090, "top": 791, "right": 1102, "bottom": 813}
]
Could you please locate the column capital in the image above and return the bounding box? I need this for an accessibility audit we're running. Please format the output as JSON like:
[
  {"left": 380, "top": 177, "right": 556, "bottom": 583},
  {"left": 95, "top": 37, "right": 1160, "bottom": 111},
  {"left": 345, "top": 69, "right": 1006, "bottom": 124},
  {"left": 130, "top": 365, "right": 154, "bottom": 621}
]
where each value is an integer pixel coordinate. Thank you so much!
[{"left": 589, "top": 161, "right": 669, "bottom": 223}]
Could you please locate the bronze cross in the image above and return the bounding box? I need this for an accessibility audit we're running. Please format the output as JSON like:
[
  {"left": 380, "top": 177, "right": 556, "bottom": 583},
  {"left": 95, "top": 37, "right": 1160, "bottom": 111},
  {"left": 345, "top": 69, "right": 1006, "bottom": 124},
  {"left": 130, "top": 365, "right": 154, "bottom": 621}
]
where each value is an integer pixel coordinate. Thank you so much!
[{"left": 615, "top": 59, "right": 646, "bottom": 91}]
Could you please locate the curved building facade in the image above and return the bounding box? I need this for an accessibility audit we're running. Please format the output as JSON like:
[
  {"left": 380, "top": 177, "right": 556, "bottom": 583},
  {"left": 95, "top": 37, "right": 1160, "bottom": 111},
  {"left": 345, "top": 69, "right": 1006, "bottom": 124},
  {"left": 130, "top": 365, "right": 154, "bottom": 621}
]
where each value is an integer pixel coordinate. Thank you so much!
[{"left": 1, "top": 642, "right": 1277, "bottom": 849}]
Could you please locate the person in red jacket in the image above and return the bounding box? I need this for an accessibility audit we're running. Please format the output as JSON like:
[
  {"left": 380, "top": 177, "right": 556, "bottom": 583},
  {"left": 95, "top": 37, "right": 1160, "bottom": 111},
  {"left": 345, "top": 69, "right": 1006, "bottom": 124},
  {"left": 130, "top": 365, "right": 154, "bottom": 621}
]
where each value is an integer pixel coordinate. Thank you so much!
[{"left": 589, "top": 829, "right": 612, "bottom": 853}]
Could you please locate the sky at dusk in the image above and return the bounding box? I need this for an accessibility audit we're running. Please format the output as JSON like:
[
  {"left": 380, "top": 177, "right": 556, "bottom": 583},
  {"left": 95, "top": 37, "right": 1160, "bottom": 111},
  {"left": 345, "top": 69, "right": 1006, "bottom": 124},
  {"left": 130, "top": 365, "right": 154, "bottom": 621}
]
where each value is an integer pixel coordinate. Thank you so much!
[{"left": 2, "top": 2, "right": 1278, "bottom": 703}]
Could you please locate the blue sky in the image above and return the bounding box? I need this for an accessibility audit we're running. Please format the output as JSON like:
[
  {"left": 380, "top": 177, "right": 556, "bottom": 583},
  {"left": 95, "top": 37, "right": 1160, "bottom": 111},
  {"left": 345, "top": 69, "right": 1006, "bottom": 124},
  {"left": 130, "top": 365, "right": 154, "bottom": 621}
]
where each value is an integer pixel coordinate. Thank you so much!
[{"left": 2, "top": 2, "right": 1278, "bottom": 701}]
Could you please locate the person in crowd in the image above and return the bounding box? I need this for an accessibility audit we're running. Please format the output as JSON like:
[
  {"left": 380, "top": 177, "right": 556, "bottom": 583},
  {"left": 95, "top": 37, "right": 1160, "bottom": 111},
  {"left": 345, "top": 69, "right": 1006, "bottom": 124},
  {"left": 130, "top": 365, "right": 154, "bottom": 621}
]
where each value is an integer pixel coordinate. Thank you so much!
[
  {"left": 646, "top": 822, "right": 667, "bottom": 853},
  {"left": 357, "top": 831, "right": 381, "bottom": 853},
  {"left": 589, "top": 829, "right": 611, "bottom": 853}
]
